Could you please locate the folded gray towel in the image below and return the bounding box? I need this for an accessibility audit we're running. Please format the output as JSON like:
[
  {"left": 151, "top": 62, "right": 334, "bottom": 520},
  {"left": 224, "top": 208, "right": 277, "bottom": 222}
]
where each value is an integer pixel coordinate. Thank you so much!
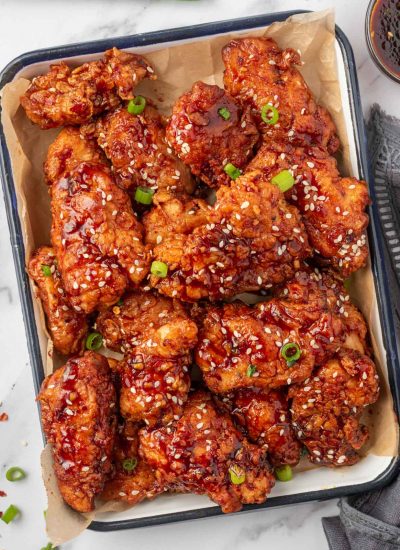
[{"left": 322, "top": 105, "right": 400, "bottom": 550}]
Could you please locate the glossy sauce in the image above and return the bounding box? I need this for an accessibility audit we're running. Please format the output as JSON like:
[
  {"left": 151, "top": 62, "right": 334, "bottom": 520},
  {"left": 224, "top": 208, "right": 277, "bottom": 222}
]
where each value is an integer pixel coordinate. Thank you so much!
[{"left": 370, "top": 0, "right": 400, "bottom": 77}]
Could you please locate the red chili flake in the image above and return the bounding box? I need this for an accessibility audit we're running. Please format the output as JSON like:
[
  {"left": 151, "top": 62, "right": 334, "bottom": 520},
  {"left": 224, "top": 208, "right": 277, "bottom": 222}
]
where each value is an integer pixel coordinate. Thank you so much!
[
  {"left": 0, "top": 491, "right": 6, "bottom": 497},
  {"left": 0, "top": 512, "right": 2, "bottom": 518},
  {"left": 0, "top": 413, "right": 8, "bottom": 422}
]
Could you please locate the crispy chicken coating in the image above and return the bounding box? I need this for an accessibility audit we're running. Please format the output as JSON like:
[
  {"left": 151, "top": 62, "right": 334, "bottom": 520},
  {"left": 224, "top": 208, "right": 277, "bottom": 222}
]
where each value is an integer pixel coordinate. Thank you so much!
[
  {"left": 224, "top": 388, "right": 301, "bottom": 467},
  {"left": 248, "top": 143, "right": 370, "bottom": 276},
  {"left": 28, "top": 246, "right": 88, "bottom": 356},
  {"left": 166, "top": 81, "right": 259, "bottom": 188},
  {"left": 101, "top": 421, "right": 163, "bottom": 504},
  {"left": 97, "top": 291, "right": 198, "bottom": 426},
  {"left": 150, "top": 169, "right": 310, "bottom": 301},
  {"left": 84, "top": 104, "right": 194, "bottom": 200},
  {"left": 142, "top": 196, "right": 210, "bottom": 246},
  {"left": 37, "top": 352, "right": 117, "bottom": 512},
  {"left": 49, "top": 129, "right": 151, "bottom": 314},
  {"left": 195, "top": 269, "right": 368, "bottom": 394},
  {"left": 44, "top": 126, "right": 106, "bottom": 186},
  {"left": 289, "top": 350, "right": 379, "bottom": 466},
  {"left": 140, "top": 390, "right": 275, "bottom": 513},
  {"left": 222, "top": 37, "right": 339, "bottom": 154},
  {"left": 21, "top": 48, "right": 155, "bottom": 129}
]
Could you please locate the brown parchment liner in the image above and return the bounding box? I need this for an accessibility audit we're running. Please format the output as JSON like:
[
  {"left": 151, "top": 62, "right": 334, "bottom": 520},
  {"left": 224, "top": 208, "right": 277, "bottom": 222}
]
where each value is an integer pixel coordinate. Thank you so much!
[{"left": 1, "top": 9, "right": 398, "bottom": 545}]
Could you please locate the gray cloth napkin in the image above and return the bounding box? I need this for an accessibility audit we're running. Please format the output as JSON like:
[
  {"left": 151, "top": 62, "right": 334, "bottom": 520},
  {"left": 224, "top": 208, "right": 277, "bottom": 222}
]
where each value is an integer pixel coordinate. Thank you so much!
[{"left": 321, "top": 105, "right": 400, "bottom": 550}]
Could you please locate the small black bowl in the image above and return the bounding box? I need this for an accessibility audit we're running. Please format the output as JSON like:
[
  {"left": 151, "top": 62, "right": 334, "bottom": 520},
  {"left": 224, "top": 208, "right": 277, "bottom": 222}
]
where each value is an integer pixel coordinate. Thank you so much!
[{"left": 365, "top": 0, "right": 400, "bottom": 84}]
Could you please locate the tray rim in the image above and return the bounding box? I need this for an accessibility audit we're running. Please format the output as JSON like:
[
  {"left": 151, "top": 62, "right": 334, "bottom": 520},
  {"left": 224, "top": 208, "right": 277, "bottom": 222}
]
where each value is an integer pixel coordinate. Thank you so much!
[{"left": 0, "top": 9, "right": 399, "bottom": 533}]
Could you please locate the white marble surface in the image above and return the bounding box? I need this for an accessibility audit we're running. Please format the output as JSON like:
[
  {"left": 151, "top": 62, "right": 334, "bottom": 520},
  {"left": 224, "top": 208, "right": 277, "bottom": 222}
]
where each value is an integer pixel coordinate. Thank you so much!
[{"left": 0, "top": 1, "right": 399, "bottom": 549}]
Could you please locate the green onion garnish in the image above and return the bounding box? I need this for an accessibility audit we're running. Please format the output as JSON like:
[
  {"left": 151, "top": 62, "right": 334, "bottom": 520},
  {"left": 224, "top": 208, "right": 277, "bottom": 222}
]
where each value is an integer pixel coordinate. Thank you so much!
[
  {"left": 151, "top": 261, "right": 168, "bottom": 278},
  {"left": 247, "top": 364, "right": 257, "bottom": 377},
  {"left": 281, "top": 342, "right": 301, "bottom": 366},
  {"left": 122, "top": 457, "right": 138, "bottom": 472},
  {"left": 41, "top": 265, "right": 52, "bottom": 277},
  {"left": 1, "top": 504, "right": 20, "bottom": 524},
  {"left": 127, "top": 96, "right": 146, "bottom": 115},
  {"left": 261, "top": 103, "right": 279, "bottom": 126},
  {"left": 218, "top": 107, "right": 231, "bottom": 120},
  {"left": 275, "top": 465, "right": 293, "bottom": 482},
  {"left": 224, "top": 163, "right": 241, "bottom": 180},
  {"left": 117, "top": 297, "right": 124, "bottom": 306},
  {"left": 5, "top": 467, "right": 26, "bottom": 482},
  {"left": 271, "top": 170, "right": 295, "bottom": 192},
  {"left": 228, "top": 464, "right": 246, "bottom": 485},
  {"left": 85, "top": 332, "right": 103, "bottom": 351},
  {"left": 41, "top": 544, "right": 57, "bottom": 550},
  {"left": 134, "top": 186, "right": 154, "bottom": 205}
]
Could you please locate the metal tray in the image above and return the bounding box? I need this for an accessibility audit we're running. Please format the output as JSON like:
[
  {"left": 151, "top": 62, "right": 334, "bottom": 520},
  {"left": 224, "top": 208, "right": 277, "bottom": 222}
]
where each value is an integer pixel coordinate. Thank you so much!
[{"left": 1, "top": 10, "right": 399, "bottom": 533}]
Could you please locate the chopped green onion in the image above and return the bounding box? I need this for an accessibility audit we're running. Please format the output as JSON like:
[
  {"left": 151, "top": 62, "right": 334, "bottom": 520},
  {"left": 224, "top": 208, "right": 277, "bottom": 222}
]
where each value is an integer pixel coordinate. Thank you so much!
[
  {"left": 281, "top": 342, "right": 301, "bottom": 366},
  {"left": 127, "top": 96, "right": 146, "bottom": 115},
  {"left": 218, "top": 107, "right": 231, "bottom": 120},
  {"left": 1, "top": 504, "right": 20, "bottom": 524},
  {"left": 271, "top": 170, "right": 295, "bottom": 192},
  {"left": 151, "top": 261, "right": 168, "bottom": 278},
  {"left": 41, "top": 544, "right": 57, "bottom": 550},
  {"left": 85, "top": 332, "right": 103, "bottom": 351},
  {"left": 5, "top": 467, "right": 26, "bottom": 482},
  {"left": 41, "top": 265, "right": 52, "bottom": 277},
  {"left": 261, "top": 103, "right": 279, "bottom": 126},
  {"left": 275, "top": 465, "right": 293, "bottom": 482},
  {"left": 122, "top": 457, "right": 138, "bottom": 472},
  {"left": 247, "top": 364, "right": 257, "bottom": 377},
  {"left": 117, "top": 297, "right": 124, "bottom": 306},
  {"left": 134, "top": 186, "right": 154, "bottom": 205},
  {"left": 228, "top": 464, "right": 246, "bottom": 485},
  {"left": 224, "top": 163, "right": 241, "bottom": 180}
]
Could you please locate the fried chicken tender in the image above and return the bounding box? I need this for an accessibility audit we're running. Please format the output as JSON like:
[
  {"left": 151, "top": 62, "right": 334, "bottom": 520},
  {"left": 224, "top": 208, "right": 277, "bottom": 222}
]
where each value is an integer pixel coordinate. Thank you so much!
[
  {"left": 28, "top": 246, "right": 88, "bottom": 356},
  {"left": 224, "top": 388, "right": 301, "bottom": 467},
  {"left": 289, "top": 350, "right": 379, "bottom": 466},
  {"left": 21, "top": 48, "right": 155, "bottom": 129},
  {"left": 49, "top": 129, "right": 150, "bottom": 314},
  {"left": 166, "top": 81, "right": 259, "bottom": 188},
  {"left": 97, "top": 291, "right": 198, "bottom": 426},
  {"left": 248, "top": 143, "right": 370, "bottom": 275},
  {"left": 37, "top": 352, "right": 117, "bottom": 512},
  {"left": 140, "top": 390, "right": 275, "bottom": 513},
  {"left": 150, "top": 169, "right": 310, "bottom": 301},
  {"left": 84, "top": 104, "right": 194, "bottom": 200},
  {"left": 195, "top": 269, "right": 368, "bottom": 394},
  {"left": 222, "top": 37, "right": 339, "bottom": 154},
  {"left": 101, "top": 421, "right": 163, "bottom": 504}
]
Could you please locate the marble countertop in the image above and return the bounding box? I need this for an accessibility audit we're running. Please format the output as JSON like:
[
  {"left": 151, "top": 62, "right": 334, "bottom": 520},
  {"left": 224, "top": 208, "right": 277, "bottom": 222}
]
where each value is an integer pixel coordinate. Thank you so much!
[{"left": 1, "top": 0, "right": 398, "bottom": 549}]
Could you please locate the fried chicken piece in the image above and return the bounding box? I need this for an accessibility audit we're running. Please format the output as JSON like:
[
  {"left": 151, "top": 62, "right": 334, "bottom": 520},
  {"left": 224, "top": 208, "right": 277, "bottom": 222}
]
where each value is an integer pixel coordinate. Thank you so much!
[
  {"left": 101, "top": 421, "right": 163, "bottom": 504},
  {"left": 289, "top": 350, "right": 379, "bottom": 466},
  {"left": 49, "top": 129, "right": 150, "bottom": 314},
  {"left": 142, "top": 196, "right": 210, "bottom": 246},
  {"left": 195, "top": 269, "right": 368, "bottom": 394},
  {"left": 28, "top": 246, "right": 88, "bottom": 356},
  {"left": 83, "top": 104, "right": 194, "bottom": 200},
  {"left": 44, "top": 126, "right": 106, "bottom": 186},
  {"left": 224, "top": 388, "right": 301, "bottom": 467},
  {"left": 150, "top": 169, "right": 310, "bottom": 302},
  {"left": 222, "top": 37, "right": 339, "bottom": 154},
  {"left": 248, "top": 143, "right": 370, "bottom": 276},
  {"left": 20, "top": 48, "right": 155, "bottom": 129},
  {"left": 37, "top": 352, "right": 117, "bottom": 512},
  {"left": 166, "top": 81, "right": 259, "bottom": 188},
  {"left": 97, "top": 291, "right": 198, "bottom": 426},
  {"left": 140, "top": 390, "right": 275, "bottom": 513}
]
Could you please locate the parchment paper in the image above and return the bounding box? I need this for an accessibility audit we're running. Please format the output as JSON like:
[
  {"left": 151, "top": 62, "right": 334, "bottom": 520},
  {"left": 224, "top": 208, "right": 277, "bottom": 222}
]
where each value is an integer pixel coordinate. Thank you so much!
[{"left": 0, "top": 8, "right": 397, "bottom": 544}]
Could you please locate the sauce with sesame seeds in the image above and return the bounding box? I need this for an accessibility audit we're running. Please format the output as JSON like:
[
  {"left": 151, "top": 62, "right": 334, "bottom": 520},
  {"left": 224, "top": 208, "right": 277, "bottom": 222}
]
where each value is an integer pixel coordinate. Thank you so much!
[{"left": 369, "top": 0, "right": 400, "bottom": 79}]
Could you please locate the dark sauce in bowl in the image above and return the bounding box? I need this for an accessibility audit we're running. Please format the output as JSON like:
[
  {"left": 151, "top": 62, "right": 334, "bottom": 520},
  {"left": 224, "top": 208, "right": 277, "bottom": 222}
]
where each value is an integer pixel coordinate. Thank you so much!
[{"left": 367, "top": 0, "right": 400, "bottom": 81}]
